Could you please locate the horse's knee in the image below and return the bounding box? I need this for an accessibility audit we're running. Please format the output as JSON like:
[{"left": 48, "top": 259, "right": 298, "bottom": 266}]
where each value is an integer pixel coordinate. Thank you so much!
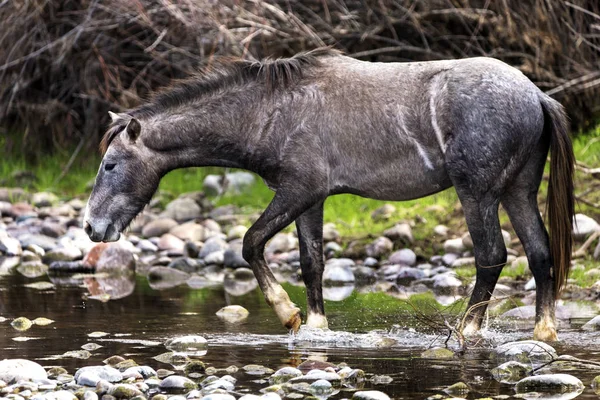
[{"left": 242, "top": 233, "right": 262, "bottom": 264}]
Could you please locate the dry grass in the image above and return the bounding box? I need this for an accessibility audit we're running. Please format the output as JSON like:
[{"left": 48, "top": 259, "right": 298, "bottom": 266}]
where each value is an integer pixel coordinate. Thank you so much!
[{"left": 1, "top": 0, "right": 599, "bottom": 159}]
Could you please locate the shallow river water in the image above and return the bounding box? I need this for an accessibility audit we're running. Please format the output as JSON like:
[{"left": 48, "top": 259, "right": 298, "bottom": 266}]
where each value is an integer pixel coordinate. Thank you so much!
[{"left": 1, "top": 269, "right": 600, "bottom": 399}]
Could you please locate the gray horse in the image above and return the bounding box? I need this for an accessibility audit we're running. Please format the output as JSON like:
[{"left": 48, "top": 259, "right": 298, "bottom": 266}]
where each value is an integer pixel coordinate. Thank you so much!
[{"left": 84, "top": 49, "right": 574, "bottom": 341}]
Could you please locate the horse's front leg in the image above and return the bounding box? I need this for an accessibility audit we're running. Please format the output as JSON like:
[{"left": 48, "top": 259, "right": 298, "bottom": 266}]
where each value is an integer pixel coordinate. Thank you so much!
[
  {"left": 242, "top": 186, "right": 324, "bottom": 332},
  {"left": 296, "top": 201, "right": 328, "bottom": 329}
]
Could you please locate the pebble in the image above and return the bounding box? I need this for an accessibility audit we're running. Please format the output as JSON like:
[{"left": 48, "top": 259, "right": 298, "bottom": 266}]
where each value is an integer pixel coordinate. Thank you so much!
[{"left": 515, "top": 373, "right": 584, "bottom": 394}]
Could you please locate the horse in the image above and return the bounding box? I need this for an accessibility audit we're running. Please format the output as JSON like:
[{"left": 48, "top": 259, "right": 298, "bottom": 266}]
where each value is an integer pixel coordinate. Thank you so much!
[{"left": 84, "top": 48, "right": 574, "bottom": 342}]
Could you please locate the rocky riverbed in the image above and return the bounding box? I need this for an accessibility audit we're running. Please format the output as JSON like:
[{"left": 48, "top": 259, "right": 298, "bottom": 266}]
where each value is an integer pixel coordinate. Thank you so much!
[{"left": 1, "top": 185, "right": 600, "bottom": 399}]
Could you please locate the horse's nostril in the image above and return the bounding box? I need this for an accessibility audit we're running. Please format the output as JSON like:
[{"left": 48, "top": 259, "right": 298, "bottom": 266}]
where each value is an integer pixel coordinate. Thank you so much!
[{"left": 84, "top": 221, "right": 93, "bottom": 236}]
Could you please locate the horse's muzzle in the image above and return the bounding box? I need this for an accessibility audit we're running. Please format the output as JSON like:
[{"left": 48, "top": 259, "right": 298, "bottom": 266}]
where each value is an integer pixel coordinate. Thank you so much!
[{"left": 84, "top": 219, "right": 120, "bottom": 242}]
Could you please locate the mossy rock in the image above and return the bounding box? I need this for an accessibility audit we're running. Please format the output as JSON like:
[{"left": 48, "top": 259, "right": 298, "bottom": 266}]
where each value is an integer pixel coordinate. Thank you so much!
[
  {"left": 184, "top": 361, "right": 206, "bottom": 376},
  {"left": 444, "top": 382, "right": 469, "bottom": 396},
  {"left": 420, "top": 347, "right": 454, "bottom": 359}
]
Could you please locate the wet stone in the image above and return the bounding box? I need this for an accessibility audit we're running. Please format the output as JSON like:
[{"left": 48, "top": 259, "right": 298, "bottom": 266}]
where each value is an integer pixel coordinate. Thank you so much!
[
  {"left": 160, "top": 376, "right": 197, "bottom": 392},
  {"left": 492, "top": 340, "right": 557, "bottom": 362},
  {"left": 370, "top": 375, "right": 393, "bottom": 385},
  {"left": 491, "top": 361, "right": 532, "bottom": 384},
  {"left": 352, "top": 391, "right": 390, "bottom": 400},
  {"left": 216, "top": 305, "right": 249, "bottom": 323},
  {"left": 388, "top": 249, "right": 417, "bottom": 266},
  {"left": 183, "top": 361, "right": 205, "bottom": 376},
  {"left": 269, "top": 367, "right": 302, "bottom": 385},
  {"left": 47, "top": 367, "right": 68, "bottom": 379},
  {"left": 0, "top": 359, "right": 48, "bottom": 383},
  {"left": 104, "top": 355, "right": 126, "bottom": 366},
  {"left": 63, "top": 350, "right": 91, "bottom": 359},
  {"left": 75, "top": 366, "right": 123, "bottom": 386},
  {"left": 309, "top": 379, "right": 332, "bottom": 395},
  {"left": 242, "top": 365, "right": 274, "bottom": 376},
  {"left": 420, "top": 347, "right": 454, "bottom": 359},
  {"left": 142, "top": 218, "right": 178, "bottom": 238},
  {"left": 323, "top": 259, "right": 355, "bottom": 283},
  {"left": 11, "top": 317, "right": 32, "bottom": 331},
  {"left": 17, "top": 262, "right": 48, "bottom": 278},
  {"left": 582, "top": 315, "right": 600, "bottom": 330},
  {"left": 147, "top": 267, "right": 190, "bottom": 290},
  {"left": 199, "top": 395, "right": 235, "bottom": 400},
  {"left": 365, "top": 237, "right": 393, "bottom": 259},
  {"left": 290, "top": 370, "right": 341, "bottom": 384},
  {"left": 444, "top": 382, "right": 469, "bottom": 396},
  {"left": 107, "top": 384, "right": 144, "bottom": 399},
  {"left": 84, "top": 392, "right": 99, "bottom": 400},
  {"left": 115, "top": 360, "right": 138, "bottom": 370},
  {"left": 515, "top": 374, "right": 584, "bottom": 394},
  {"left": 165, "top": 335, "right": 208, "bottom": 352},
  {"left": 81, "top": 343, "right": 102, "bottom": 351}
]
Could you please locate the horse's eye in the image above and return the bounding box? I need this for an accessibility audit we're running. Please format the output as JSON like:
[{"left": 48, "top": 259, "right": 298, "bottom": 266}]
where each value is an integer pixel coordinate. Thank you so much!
[{"left": 104, "top": 163, "right": 116, "bottom": 172}]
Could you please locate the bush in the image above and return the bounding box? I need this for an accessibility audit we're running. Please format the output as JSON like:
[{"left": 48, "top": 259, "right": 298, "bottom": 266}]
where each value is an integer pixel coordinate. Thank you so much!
[{"left": 1, "top": 0, "right": 598, "bottom": 158}]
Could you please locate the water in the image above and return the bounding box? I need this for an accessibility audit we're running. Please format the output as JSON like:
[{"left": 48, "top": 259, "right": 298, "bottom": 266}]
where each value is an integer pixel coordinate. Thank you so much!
[{"left": 1, "top": 269, "right": 600, "bottom": 399}]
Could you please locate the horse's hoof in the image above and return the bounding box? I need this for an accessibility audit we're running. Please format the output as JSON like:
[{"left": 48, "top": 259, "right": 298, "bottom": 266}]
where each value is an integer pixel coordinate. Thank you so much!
[
  {"left": 461, "top": 321, "right": 481, "bottom": 337},
  {"left": 533, "top": 315, "right": 559, "bottom": 342},
  {"left": 285, "top": 309, "right": 302, "bottom": 333}
]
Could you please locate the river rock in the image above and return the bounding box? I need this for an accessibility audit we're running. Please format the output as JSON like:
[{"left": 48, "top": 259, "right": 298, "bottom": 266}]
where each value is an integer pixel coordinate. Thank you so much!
[
  {"left": 201, "top": 395, "right": 235, "bottom": 400},
  {"left": 223, "top": 244, "right": 249, "bottom": 269},
  {"left": 204, "top": 250, "right": 224, "bottom": 265},
  {"left": 290, "top": 369, "right": 341, "bottom": 384},
  {"left": 95, "top": 244, "right": 135, "bottom": 271},
  {"left": 492, "top": 340, "right": 557, "bottom": 362},
  {"left": 43, "top": 390, "right": 78, "bottom": 400},
  {"left": 165, "top": 335, "right": 208, "bottom": 352},
  {"left": 0, "top": 232, "right": 21, "bottom": 256},
  {"left": 227, "top": 225, "right": 247, "bottom": 241},
  {"left": 266, "top": 233, "right": 297, "bottom": 254},
  {"left": 573, "top": 213, "right": 599, "bottom": 240},
  {"left": 352, "top": 391, "right": 390, "bottom": 400},
  {"left": 17, "top": 261, "right": 48, "bottom": 278},
  {"left": 515, "top": 374, "right": 584, "bottom": 394},
  {"left": 216, "top": 305, "right": 249, "bottom": 323},
  {"left": 0, "top": 359, "right": 47, "bottom": 383},
  {"left": 269, "top": 367, "right": 303, "bottom": 385},
  {"left": 148, "top": 267, "right": 190, "bottom": 289},
  {"left": 74, "top": 366, "right": 122, "bottom": 386},
  {"left": 310, "top": 379, "right": 333, "bottom": 395},
  {"left": 421, "top": 347, "right": 454, "bottom": 359},
  {"left": 168, "top": 257, "right": 200, "bottom": 274},
  {"left": 371, "top": 204, "right": 395, "bottom": 221},
  {"left": 322, "top": 223, "right": 340, "bottom": 242},
  {"left": 161, "top": 198, "right": 202, "bottom": 222},
  {"left": 224, "top": 268, "right": 257, "bottom": 296},
  {"left": 169, "top": 222, "right": 205, "bottom": 242},
  {"left": 395, "top": 266, "right": 426, "bottom": 284},
  {"left": 157, "top": 233, "right": 185, "bottom": 252},
  {"left": 491, "top": 361, "right": 532, "bottom": 383},
  {"left": 137, "top": 239, "right": 158, "bottom": 252},
  {"left": 107, "top": 384, "right": 144, "bottom": 399},
  {"left": 443, "top": 238, "right": 465, "bottom": 254},
  {"left": 159, "top": 375, "right": 197, "bottom": 392},
  {"left": 365, "top": 237, "right": 393, "bottom": 258},
  {"left": 432, "top": 273, "right": 462, "bottom": 293},
  {"left": 199, "top": 237, "right": 229, "bottom": 259},
  {"left": 122, "top": 366, "right": 156, "bottom": 379},
  {"left": 388, "top": 248, "right": 416, "bottom": 266},
  {"left": 32, "top": 192, "right": 59, "bottom": 207},
  {"left": 142, "top": 218, "right": 178, "bottom": 238},
  {"left": 323, "top": 259, "right": 355, "bottom": 283},
  {"left": 11, "top": 317, "right": 32, "bottom": 331},
  {"left": 582, "top": 315, "right": 600, "bottom": 330},
  {"left": 18, "top": 234, "right": 57, "bottom": 251},
  {"left": 383, "top": 223, "right": 413, "bottom": 244}
]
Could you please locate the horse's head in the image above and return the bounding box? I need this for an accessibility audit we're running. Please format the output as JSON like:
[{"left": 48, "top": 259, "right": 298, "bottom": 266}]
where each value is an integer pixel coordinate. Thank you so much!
[{"left": 84, "top": 112, "right": 162, "bottom": 242}]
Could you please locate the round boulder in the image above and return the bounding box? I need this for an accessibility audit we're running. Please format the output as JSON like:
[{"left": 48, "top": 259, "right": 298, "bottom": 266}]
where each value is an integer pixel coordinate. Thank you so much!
[{"left": 0, "top": 359, "right": 47, "bottom": 383}]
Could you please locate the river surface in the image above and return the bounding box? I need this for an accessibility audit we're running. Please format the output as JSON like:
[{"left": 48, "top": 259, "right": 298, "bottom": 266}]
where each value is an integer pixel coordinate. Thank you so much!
[{"left": 1, "top": 267, "right": 600, "bottom": 399}]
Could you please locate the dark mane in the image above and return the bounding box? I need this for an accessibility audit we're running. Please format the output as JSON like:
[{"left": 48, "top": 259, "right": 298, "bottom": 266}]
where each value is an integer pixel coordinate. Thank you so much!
[
  {"left": 99, "top": 48, "right": 338, "bottom": 154},
  {"left": 133, "top": 47, "right": 338, "bottom": 118}
]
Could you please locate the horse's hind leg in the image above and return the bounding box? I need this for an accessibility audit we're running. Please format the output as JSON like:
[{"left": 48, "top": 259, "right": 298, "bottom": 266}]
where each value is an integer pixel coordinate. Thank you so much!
[
  {"left": 455, "top": 192, "right": 507, "bottom": 336},
  {"left": 296, "top": 201, "right": 328, "bottom": 329},
  {"left": 243, "top": 185, "right": 325, "bottom": 332},
  {"left": 501, "top": 144, "right": 557, "bottom": 341}
]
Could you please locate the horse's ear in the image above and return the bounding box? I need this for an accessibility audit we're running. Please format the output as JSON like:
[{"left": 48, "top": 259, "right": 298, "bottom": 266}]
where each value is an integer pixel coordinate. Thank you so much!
[
  {"left": 126, "top": 118, "right": 141, "bottom": 141},
  {"left": 108, "top": 111, "right": 120, "bottom": 123}
]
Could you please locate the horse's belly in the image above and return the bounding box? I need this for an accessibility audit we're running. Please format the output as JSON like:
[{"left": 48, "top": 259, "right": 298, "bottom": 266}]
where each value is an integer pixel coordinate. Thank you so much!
[{"left": 332, "top": 163, "right": 453, "bottom": 201}]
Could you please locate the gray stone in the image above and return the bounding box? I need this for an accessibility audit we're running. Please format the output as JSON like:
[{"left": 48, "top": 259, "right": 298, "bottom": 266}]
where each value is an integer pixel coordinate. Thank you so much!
[
  {"left": 352, "top": 391, "right": 390, "bottom": 400},
  {"left": 18, "top": 234, "right": 57, "bottom": 251},
  {"left": 0, "top": 232, "right": 21, "bottom": 256},
  {"left": 449, "top": 256, "right": 474, "bottom": 268},
  {"left": 492, "top": 340, "right": 557, "bottom": 362},
  {"left": 170, "top": 223, "right": 205, "bottom": 242},
  {"left": 74, "top": 366, "right": 122, "bottom": 386},
  {"left": 524, "top": 277, "right": 536, "bottom": 291},
  {"left": 323, "top": 259, "right": 355, "bottom": 283},
  {"left": 352, "top": 265, "right": 377, "bottom": 284},
  {"left": 162, "top": 198, "right": 202, "bottom": 222},
  {"left": 0, "top": 359, "right": 47, "bottom": 383},
  {"left": 269, "top": 367, "right": 302, "bottom": 385},
  {"left": 157, "top": 234, "right": 185, "bottom": 252},
  {"left": 371, "top": 204, "right": 396, "bottom": 221},
  {"left": 265, "top": 233, "right": 297, "bottom": 254},
  {"left": 310, "top": 379, "right": 332, "bottom": 395},
  {"left": 291, "top": 369, "right": 341, "bottom": 384},
  {"left": 96, "top": 245, "right": 135, "bottom": 271},
  {"left": 491, "top": 361, "right": 532, "bottom": 384},
  {"left": 43, "top": 245, "right": 82, "bottom": 263},
  {"left": 227, "top": 225, "right": 247, "bottom": 241},
  {"left": 204, "top": 251, "right": 224, "bottom": 265},
  {"left": 573, "top": 213, "right": 599, "bottom": 240},
  {"left": 443, "top": 238, "right": 465, "bottom": 254},
  {"left": 388, "top": 249, "right": 416, "bottom": 266},
  {"left": 515, "top": 374, "right": 584, "bottom": 394},
  {"left": 225, "top": 172, "right": 255, "bottom": 193},
  {"left": 203, "top": 175, "right": 223, "bottom": 196},
  {"left": 383, "top": 223, "right": 413, "bottom": 244},
  {"left": 365, "top": 237, "right": 393, "bottom": 259},
  {"left": 223, "top": 244, "right": 249, "bottom": 269},
  {"left": 40, "top": 222, "right": 66, "bottom": 238},
  {"left": 17, "top": 261, "right": 48, "bottom": 278},
  {"left": 199, "top": 237, "right": 229, "bottom": 259},
  {"left": 84, "top": 392, "right": 99, "bottom": 400},
  {"left": 582, "top": 315, "right": 600, "bottom": 331},
  {"left": 137, "top": 240, "right": 158, "bottom": 252},
  {"left": 216, "top": 305, "right": 249, "bottom": 323},
  {"left": 432, "top": 273, "right": 462, "bottom": 290},
  {"left": 322, "top": 223, "right": 340, "bottom": 242},
  {"left": 159, "top": 375, "right": 197, "bottom": 392},
  {"left": 168, "top": 257, "right": 201, "bottom": 274},
  {"left": 107, "top": 384, "right": 144, "bottom": 399},
  {"left": 142, "top": 218, "right": 178, "bottom": 238},
  {"left": 165, "top": 335, "right": 208, "bottom": 352},
  {"left": 395, "top": 266, "right": 426, "bottom": 283},
  {"left": 433, "top": 224, "right": 450, "bottom": 237}
]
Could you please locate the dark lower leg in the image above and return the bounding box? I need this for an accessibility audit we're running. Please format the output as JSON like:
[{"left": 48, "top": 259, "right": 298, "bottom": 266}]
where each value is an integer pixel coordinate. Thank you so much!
[
  {"left": 296, "top": 201, "right": 327, "bottom": 328},
  {"left": 243, "top": 189, "right": 323, "bottom": 332}
]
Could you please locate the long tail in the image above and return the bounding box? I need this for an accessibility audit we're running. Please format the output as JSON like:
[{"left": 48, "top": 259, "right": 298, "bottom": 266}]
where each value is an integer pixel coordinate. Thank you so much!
[{"left": 539, "top": 93, "right": 575, "bottom": 299}]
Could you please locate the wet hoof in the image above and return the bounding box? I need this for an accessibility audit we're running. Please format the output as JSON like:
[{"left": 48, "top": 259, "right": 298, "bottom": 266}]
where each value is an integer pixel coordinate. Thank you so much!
[
  {"left": 284, "top": 308, "right": 302, "bottom": 332},
  {"left": 533, "top": 315, "right": 559, "bottom": 342},
  {"left": 306, "top": 313, "right": 329, "bottom": 329},
  {"left": 460, "top": 321, "right": 481, "bottom": 338}
]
